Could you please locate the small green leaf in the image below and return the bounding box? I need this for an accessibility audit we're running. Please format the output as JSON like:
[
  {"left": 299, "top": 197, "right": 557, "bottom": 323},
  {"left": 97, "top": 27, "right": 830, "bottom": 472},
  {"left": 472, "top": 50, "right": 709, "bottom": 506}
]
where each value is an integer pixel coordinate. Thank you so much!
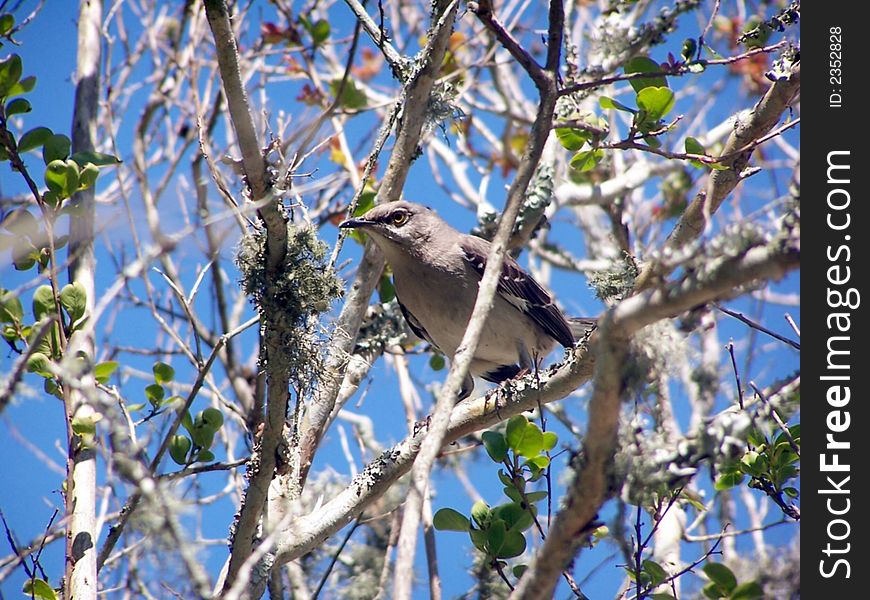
[
  {"left": 180, "top": 409, "right": 194, "bottom": 434},
  {"left": 200, "top": 407, "right": 224, "bottom": 430},
  {"left": 6, "top": 74, "right": 36, "bottom": 97},
  {"left": 505, "top": 415, "right": 529, "bottom": 449},
  {"left": 32, "top": 285, "right": 55, "bottom": 320},
  {"left": 685, "top": 136, "right": 706, "bottom": 155},
  {"left": 0, "top": 14, "right": 14, "bottom": 36},
  {"left": 599, "top": 96, "right": 635, "bottom": 113},
  {"left": 651, "top": 594, "right": 677, "bottom": 600},
  {"left": 702, "top": 582, "right": 724, "bottom": 599},
  {"left": 5, "top": 96, "right": 30, "bottom": 115},
  {"left": 470, "top": 500, "right": 491, "bottom": 529},
  {"left": 493, "top": 502, "right": 533, "bottom": 532},
  {"left": 0, "top": 53, "right": 22, "bottom": 98},
  {"left": 783, "top": 486, "right": 799, "bottom": 498},
  {"left": 21, "top": 577, "right": 58, "bottom": 600},
  {"left": 72, "top": 413, "right": 101, "bottom": 437},
  {"left": 309, "top": 19, "right": 330, "bottom": 45},
  {"left": 153, "top": 361, "right": 175, "bottom": 384},
  {"left": 433, "top": 508, "right": 471, "bottom": 531},
  {"left": 145, "top": 383, "right": 165, "bottom": 407},
  {"left": 330, "top": 78, "right": 367, "bottom": 110},
  {"left": 42, "top": 133, "right": 71, "bottom": 164},
  {"left": 169, "top": 435, "right": 191, "bottom": 465},
  {"left": 468, "top": 528, "right": 487, "bottom": 552},
  {"left": 70, "top": 150, "right": 122, "bottom": 167},
  {"left": 523, "top": 455, "right": 550, "bottom": 470},
  {"left": 729, "top": 581, "right": 764, "bottom": 600},
  {"left": 555, "top": 127, "right": 591, "bottom": 151},
  {"left": 486, "top": 518, "right": 506, "bottom": 556},
  {"left": 703, "top": 562, "right": 737, "bottom": 594},
  {"left": 524, "top": 490, "right": 548, "bottom": 504},
  {"left": 512, "top": 564, "right": 528, "bottom": 579},
  {"left": 541, "top": 431, "right": 558, "bottom": 451},
  {"left": 78, "top": 163, "right": 100, "bottom": 190},
  {"left": 17, "top": 126, "right": 53, "bottom": 153},
  {"left": 569, "top": 149, "right": 604, "bottom": 173},
  {"left": 681, "top": 38, "right": 698, "bottom": 62},
  {"left": 643, "top": 559, "right": 668, "bottom": 585},
  {"left": 496, "top": 529, "right": 526, "bottom": 558},
  {"left": 94, "top": 361, "right": 119, "bottom": 384},
  {"left": 0, "top": 289, "right": 23, "bottom": 322},
  {"left": 481, "top": 431, "right": 508, "bottom": 463},
  {"left": 428, "top": 353, "right": 445, "bottom": 371},
  {"left": 714, "top": 471, "right": 744, "bottom": 491},
  {"left": 636, "top": 87, "right": 675, "bottom": 122},
  {"left": 44, "top": 159, "right": 80, "bottom": 198},
  {"left": 191, "top": 422, "right": 215, "bottom": 449},
  {"left": 377, "top": 273, "right": 395, "bottom": 303},
  {"left": 60, "top": 281, "right": 87, "bottom": 321},
  {"left": 625, "top": 56, "right": 668, "bottom": 92},
  {"left": 196, "top": 449, "right": 215, "bottom": 463},
  {"left": 26, "top": 352, "right": 53, "bottom": 378}
]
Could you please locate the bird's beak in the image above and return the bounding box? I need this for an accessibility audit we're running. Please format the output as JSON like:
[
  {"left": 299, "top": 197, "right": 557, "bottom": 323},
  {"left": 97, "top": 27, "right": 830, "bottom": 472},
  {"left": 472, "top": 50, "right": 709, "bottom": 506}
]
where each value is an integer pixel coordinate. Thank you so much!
[{"left": 338, "top": 217, "right": 374, "bottom": 229}]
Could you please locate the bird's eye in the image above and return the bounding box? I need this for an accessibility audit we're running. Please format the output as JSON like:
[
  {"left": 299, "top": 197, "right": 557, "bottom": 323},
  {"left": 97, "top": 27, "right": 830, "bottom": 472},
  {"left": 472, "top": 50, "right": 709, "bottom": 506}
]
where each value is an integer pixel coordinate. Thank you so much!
[{"left": 390, "top": 211, "right": 410, "bottom": 226}]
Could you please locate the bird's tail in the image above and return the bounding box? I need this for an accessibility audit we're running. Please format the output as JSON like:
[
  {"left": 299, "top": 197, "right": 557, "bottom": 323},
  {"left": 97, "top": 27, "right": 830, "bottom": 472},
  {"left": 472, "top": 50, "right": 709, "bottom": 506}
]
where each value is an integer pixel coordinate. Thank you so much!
[{"left": 568, "top": 317, "right": 597, "bottom": 341}]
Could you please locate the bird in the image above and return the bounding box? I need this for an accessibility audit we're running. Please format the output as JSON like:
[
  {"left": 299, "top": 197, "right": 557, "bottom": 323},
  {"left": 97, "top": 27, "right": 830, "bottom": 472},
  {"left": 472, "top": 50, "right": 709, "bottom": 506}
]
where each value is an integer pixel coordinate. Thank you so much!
[{"left": 340, "top": 201, "right": 595, "bottom": 400}]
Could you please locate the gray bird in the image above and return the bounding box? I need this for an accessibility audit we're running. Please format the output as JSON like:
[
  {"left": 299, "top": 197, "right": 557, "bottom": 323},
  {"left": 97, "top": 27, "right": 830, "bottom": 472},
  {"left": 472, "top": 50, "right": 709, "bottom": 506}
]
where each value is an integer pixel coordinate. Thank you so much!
[{"left": 340, "top": 201, "right": 595, "bottom": 400}]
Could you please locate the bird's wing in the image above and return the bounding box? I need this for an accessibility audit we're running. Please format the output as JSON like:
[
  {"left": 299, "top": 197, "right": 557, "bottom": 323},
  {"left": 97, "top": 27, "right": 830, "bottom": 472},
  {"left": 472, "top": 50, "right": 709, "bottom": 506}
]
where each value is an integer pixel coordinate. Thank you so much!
[
  {"left": 459, "top": 236, "right": 575, "bottom": 349},
  {"left": 398, "top": 300, "right": 439, "bottom": 349}
]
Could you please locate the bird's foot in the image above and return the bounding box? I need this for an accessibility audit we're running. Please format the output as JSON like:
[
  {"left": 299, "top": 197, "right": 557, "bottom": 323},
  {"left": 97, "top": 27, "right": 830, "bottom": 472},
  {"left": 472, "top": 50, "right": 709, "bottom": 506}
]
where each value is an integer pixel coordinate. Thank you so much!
[{"left": 413, "top": 415, "right": 432, "bottom": 436}]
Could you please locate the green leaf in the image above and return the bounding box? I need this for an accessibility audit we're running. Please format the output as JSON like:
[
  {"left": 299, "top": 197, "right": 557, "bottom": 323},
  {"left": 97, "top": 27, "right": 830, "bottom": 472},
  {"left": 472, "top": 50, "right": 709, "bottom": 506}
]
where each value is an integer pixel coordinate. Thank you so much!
[
  {"left": 704, "top": 562, "right": 737, "bottom": 594},
  {"left": 3, "top": 207, "right": 38, "bottom": 238},
  {"left": 569, "top": 149, "right": 604, "bottom": 173},
  {"left": 729, "top": 581, "right": 764, "bottom": 600},
  {"left": 309, "top": 19, "right": 330, "bottom": 45},
  {"left": 555, "top": 127, "right": 591, "bottom": 151},
  {"left": 377, "top": 273, "right": 395, "bottom": 303},
  {"left": 60, "top": 281, "right": 87, "bottom": 321},
  {"left": 651, "top": 594, "right": 677, "bottom": 600},
  {"left": 94, "top": 361, "right": 119, "bottom": 384},
  {"left": 468, "top": 527, "right": 487, "bottom": 552},
  {"left": 6, "top": 74, "right": 36, "bottom": 97},
  {"left": 541, "top": 431, "right": 558, "bottom": 451},
  {"left": 153, "top": 361, "right": 175, "bottom": 384},
  {"left": 523, "top": 455, "right": 550, "bottom": 470},
  {"left": 643, "top": 559, "right": 668, "bottom": 585},
  {"left": 145, "top": 383, "right": 165, "bottom": 407},
  {"left": 481, "top": 431, "right": 508, "bottom": 462},
  {"left": 42, "top": 133, "right": 71, "bottom": 164},
  {"left": 70, "top": 150, "right": 122, "bottom": 167},
  {"left": 44, "top": 159, "right": 80, "bottom": 198},
  {"left": 783, "top": 486, "right": 799, "bottom": 498},
  {"left": 636, "top": 87, "right": 675, "bottom": 122},
  {"left": 191, "top": 422, "right": 216, "bottom": 449},
  {"left": 599, "top": 96, "right": 635, "bottom": 113},
  {"left": 496, "top": 529, "right": 526, "bottom": 558},
  {"left": 200, "top": 407, "right": 224, "bottom": 430},
  {"left": 625, "top": 56, "right": 668, "bottom": 92},
  {"left": 180, "top": 409, "right": 194, "bottom": 434},
  {"left": 329, "top": 78, "right": 367, "bottom": 110},
  {"left": 433, "top": 508, "right": 471, "bottom": 531},
  {"left": 738, "top": 450, "right": 764, "bottom": 476},
  {"left": 470, "top": 500, "right": 491, "bottom": 529},
  {"left": 505, "top": 415, "right": 528, "bottom": 448},
  {"left": 5, "top": 96, "right": 30, "bottom": 115},
  {"left": 26, "top": 352, "right": 53, "bottom": 378},
  {"left": 32, "top": 285, "right": 55, "bottom": 320},
  {"left": 703, "top": 582, "right": 725, "bottom": 599},
  {"left": 493, "top": 502, "right": 533, "bottom": 532},
  {"left": 21, "top": 577, "right": 58, "bottom": 600},
  {"left": 428, "top": 353, "right": 445, "bottom": 371},
  {"left": 512, "top": 564, "right": 528, "bottom": 579},
  {"left": 17, "top": 126, "right": 52, "bottom": 153},
  {"left": 196, "top": 449, "right": 215, "bottom": 463},
  {"left": 685, "top": 136, "right": 706, "bottom": 155},
  {"left": 486, "top": 518, "right": 506, "bottom": 556},
  {"left": 0, "top": 53, "right": 22, "bottom": 98},
  {"left": 0, "top": 13, "right": 14, "bottom": 36},
  {"left": 78, "top": 163, "right": 99, "bottom": 190},
  {"left": 0, "top": 289, "right": 23, "bottom": 322},
  {"left": 169, "top": 435, "right": 191, "bottom": 465},
  {"left": 714, "top": 471, "right": 744, "bottom": 491},
  {"left": 72, "top": 413, "right": 101, "bottom": 437},
  {"left": 680, "top": 38, "right": 698, "bottom": 62},
  {"left": 524, "top": 490, "right": 548, "bottom": 504}
]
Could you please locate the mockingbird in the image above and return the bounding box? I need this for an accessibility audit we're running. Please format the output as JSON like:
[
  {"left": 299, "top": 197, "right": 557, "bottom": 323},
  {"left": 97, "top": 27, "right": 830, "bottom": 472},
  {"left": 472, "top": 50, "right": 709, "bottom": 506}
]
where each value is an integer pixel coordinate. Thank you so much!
[{"left": 340, "top": 201, "right": 595, "bottom": 400}]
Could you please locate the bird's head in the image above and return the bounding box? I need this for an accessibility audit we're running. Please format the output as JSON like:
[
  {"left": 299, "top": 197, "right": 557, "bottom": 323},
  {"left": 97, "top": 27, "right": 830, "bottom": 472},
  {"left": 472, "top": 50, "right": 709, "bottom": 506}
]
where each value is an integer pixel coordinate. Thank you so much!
[{"left": 339, "top": 201, "right": 440, "bottom": 253}]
